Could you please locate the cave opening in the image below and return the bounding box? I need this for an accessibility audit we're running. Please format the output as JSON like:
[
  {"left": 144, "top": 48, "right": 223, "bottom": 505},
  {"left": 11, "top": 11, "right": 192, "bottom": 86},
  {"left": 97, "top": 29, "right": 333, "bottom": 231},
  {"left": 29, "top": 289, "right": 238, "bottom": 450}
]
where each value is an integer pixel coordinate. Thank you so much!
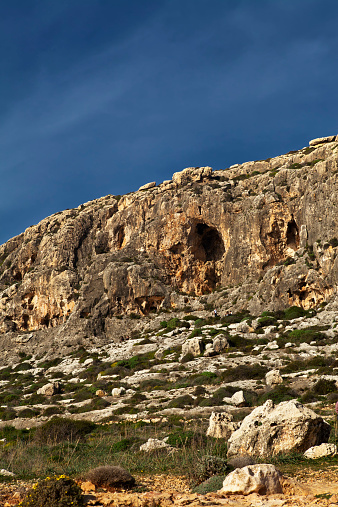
[
  {"left": 114, "top": 225, "right": 125, "bottom": 249},
  {"left": 194, "top": 222, "right": 225, "bottom": 261},
  {"left": 286, "top": 219, "right": 299, "bottom": 250}
]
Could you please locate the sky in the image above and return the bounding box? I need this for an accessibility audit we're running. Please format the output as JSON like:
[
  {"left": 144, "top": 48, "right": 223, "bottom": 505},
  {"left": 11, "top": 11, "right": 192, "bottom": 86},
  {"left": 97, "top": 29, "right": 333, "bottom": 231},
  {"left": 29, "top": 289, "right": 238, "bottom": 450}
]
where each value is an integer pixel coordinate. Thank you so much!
[{"left": 1, "top": 0, "right": 338, "bottom": 245}]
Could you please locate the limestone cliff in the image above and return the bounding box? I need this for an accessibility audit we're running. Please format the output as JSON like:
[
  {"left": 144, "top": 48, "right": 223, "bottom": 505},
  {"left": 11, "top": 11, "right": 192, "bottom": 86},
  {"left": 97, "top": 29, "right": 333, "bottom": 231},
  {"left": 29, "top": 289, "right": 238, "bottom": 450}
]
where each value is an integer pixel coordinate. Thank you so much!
[{"left": 1, "top": 135, "right": 338, "bottom": 346}]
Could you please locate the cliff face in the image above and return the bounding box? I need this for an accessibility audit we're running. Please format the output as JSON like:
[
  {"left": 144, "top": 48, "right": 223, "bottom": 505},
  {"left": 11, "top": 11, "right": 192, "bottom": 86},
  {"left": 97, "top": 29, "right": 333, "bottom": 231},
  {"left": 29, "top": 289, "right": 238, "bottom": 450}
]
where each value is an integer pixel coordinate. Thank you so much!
[{"left": 1, "top": 135, "right": 338, "bottom": 343}]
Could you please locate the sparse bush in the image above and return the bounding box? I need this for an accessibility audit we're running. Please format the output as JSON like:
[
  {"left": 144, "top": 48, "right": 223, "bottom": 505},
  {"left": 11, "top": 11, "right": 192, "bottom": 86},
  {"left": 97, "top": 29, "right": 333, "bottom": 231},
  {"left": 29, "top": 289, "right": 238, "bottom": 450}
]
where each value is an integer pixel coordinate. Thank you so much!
[
  {"left": 43, "top": 406, "right": 64, "bottom": 417},
  {"left": 221, "top": 364, "right": 267, "bottom": 382},
  {"left": 20, "top": 475, "right": 84, "bottom": 507},
  {"left": 180, "top": 352, "right": 195, "bottom": 363},
  {"left": 34, "top": 418, "right": 96, "bottom": 444},
  {"left": 283, "top": 306, "right": 308, "bottom": 320},
  {"left": 195, "top": 455, "right": 228, "bottom": 483},
  {"left": 85, "top": 465, "right": 135, "bottom": 490},
  {"left": 18, "top": 408, "right": 40, "bottom": 418},
  {"left": 258, "top": 385, "right": 297, "bottom": 405},
  {"left": 168, "top": 395, "right": 194, "bottom": 408},
  {"left": 312, "top": 379, "right": 337, "bottom": 395}
]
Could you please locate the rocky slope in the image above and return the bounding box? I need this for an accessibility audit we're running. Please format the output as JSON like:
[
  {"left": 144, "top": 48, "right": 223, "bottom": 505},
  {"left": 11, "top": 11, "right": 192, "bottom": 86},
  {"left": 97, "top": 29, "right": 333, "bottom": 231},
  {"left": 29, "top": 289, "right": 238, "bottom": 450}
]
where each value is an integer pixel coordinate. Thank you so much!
[{"left": 1, "top": 134, "right": 338, "bottom": 360}]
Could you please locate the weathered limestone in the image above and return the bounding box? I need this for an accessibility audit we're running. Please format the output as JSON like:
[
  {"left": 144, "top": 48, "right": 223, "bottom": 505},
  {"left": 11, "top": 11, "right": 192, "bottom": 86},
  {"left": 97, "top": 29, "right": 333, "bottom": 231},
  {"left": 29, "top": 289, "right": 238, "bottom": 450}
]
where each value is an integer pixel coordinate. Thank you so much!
[
  {"left": 112, "top": 387, "right": 126, "bottom": 397},
  {"left": 181, "top": 338, "right": 203, "bottom": 359},
  {"left": 138, "top": 182, "right": 156, "bottom": 191},
  {"left": 227, "top": 400, "right": 331, "bottom": 457},
  {"left": 206, "top": 412, "right": 238, "bottom": 439},
  {"left": 212, "top": 335, "right": 229, "bottom": 353},
  {"left": 37, "top": 382, "right": 61, "bottom": 396},
  {"left": 309, "top": 135, "right": 336, "bottom": 146},
  {"left": 222, "top": 464, "right": 283, "bottom": 495},
  {"left": 139, "top": 438, "right": 172, "bottom": 452},
  {"left": 304, "top": 443, "right": 337, "bottom": 459},
  {"left": 265, "top": 369, "right": 283, "bottom": 386}
]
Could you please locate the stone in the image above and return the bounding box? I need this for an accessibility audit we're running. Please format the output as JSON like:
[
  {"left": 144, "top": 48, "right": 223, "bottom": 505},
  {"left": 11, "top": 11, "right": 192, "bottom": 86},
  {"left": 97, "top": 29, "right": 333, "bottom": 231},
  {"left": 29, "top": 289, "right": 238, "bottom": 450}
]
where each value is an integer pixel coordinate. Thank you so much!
[
  {"left": 206, "top": 411, "right": 238, "bottom": 439},
  {"left": 309, "top": 135, "right": 336, "bottom": 146},
  {"left": 37, "top": 382, "right": 61, "bottom": 396},
  {"left": 0, "top": 469, "right": 15, "bottom": 477},
  {"left": 212, "top": 334, "right": 229, "bottom": 353},
  {"left": 139, "top": 438, "right": 172, "bottom": 452},
  {"left": 138, "top": 181, "right": 156, "bottom": 191},
  {"left": 221, "top": 464, "right": 283, "bottom": 495},
  {"left": 172, "top": 166, "right": 212, "bottom": 186},
  {"left": 304, "top": 443, "right": 337, "bottom": 459},
  {"left": 265, "top": 369, "right": 283, "bottom": 386},
  {"left": 96, "top": 389, "right": 106, "bottom": 397},
  {"left": 181, "top": 338, "right": 203, "bottom": 359},
  {"left": 227, "top": 399, "right": 331, "bottom": 458},
  {"left": 230, "top": 390, "right": 246, "bottom": 407},
  {"left": 204, "top": 343, "right": 215, "bottom": 357},
  {"left": 111, "top": 387, "right": 126, "bottom": 397}
]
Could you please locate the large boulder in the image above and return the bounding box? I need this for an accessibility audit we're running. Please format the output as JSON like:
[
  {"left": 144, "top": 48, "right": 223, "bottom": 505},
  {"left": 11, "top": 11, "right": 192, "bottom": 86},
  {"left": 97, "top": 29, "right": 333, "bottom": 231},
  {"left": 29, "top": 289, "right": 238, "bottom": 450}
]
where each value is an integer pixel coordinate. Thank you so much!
[
  {"left": 212, "top": 335, "right": 229, "bottom": 353},
  {"left": 227, "top": 399, "right": 331, "bottom": 458},
  {"left": 181, "top": 338, "right": 203, "bottom": 359},
  {"left": 206, "top": 412, "right": 238, "bottom": 439},
  {"left": 222, "top": 464, "right": 283, "bottom": 495}
]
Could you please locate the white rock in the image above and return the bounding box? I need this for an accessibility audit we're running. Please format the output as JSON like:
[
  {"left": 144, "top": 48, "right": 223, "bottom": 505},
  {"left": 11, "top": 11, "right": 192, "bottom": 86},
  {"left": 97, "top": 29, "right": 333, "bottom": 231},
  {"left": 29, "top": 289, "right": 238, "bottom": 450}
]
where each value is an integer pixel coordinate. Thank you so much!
[
  {"left": 222, "top": 464, "right": 283, "bottom": 495},
  {"left": 172, "top": 166, "right": 212, "bottom": 186},
  {"left": 111, "top": 387, "right": 126, "bottom": 397},
  {"left": 206, "top": 412, "right": 238, "bottom": 439},
  {"left": 304, "top": 443, "right": 337, "bottom": 459},
  {"left": 0, "top": 469, "right": 15, "bottom": 477},
  {"left": 230, "top": 390, "right": 246, "bottom": 407},
  {"left": 264, "top": 326, "right": 276, "bottom": 334},
  {"left": 265, "top": 341, "right": 279, "bottom": 350},
  {"left": 140, "top": 438, "right": 172, "bottom": 452},
  {"left": 227, "top": 399, "right": 331, "bottom": 458},
  {"left": 265, "top": 370, "right": 283, "bottom": 386}
]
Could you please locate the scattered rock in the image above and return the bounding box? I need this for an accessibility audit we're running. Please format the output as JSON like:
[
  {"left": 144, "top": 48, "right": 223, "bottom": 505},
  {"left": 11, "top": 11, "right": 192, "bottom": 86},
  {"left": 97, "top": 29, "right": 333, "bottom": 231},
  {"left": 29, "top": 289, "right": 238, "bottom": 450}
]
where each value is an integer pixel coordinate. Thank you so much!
[
  {"left": 206, "top": 412, "right": 238, "bottom": 439},
  {"left": 139, "top": 438, "right": 172, "bottom": 452},
  {"left": 227, "top": 399, "right": 331, "bottom": 458},
  {"left": 304, "top": 442, "right": 337, "bottom": 459},
  {"left": 222, "top": 464, "right": 283, "bottom": 495},
  {"left": 230, "top": 390, "right": 247, "bottom": 407},
  {"left": 112, "top": 387, "right": 126, "bottom": 397},
  {"left": 37, "top": 382, "right": 61, "bottom": 396},
  {"left": 265, "top": 369, "right": 283, "bottom": 386},
  {"left": 0, "top": 469, "right": 15, "bottom": 477},
  {"left": 96, "top": 389, "right": 106, "bottom": 397}
]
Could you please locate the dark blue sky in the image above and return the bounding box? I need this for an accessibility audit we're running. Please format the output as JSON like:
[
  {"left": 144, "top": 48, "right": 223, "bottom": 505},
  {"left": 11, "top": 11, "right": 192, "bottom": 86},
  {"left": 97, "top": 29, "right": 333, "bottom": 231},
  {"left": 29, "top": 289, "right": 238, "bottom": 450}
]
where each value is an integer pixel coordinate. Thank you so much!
[{"left": 1, "top": 0, "right": 338, "bottom": 245}]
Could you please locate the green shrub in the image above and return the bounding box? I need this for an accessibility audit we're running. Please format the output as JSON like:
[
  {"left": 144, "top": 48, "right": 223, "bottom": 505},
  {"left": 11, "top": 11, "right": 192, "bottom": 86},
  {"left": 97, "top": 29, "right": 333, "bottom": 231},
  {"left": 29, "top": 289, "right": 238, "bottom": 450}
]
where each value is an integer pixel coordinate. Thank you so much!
[
  {"left": 160, "top": 321, "right": 168, "bottom": 328},
  {"left": 192, "top": 475, "right": 225, "bottom": 494},
  {"left": 20, "top": 475, "right": 84, "bottom": 507},
  {"left": 18, "top": 408, "right": 40, "bottom": 418},
  {"left": 168, "top": 395, "right": 194, "bottom": 408},
  {"left": 283, "top": 306, "right": 308, "bottom": 320},
  {"left": 258, "top": 385, "right": 297, "bottom": 405},
  {"left": 43, "top": 406, "right": 64, "bottom": 417},
  {"left": 180, "top": 352, "right": 195, "bottom": 363},
  {"left": 34, "top": 418, "right": 96, "bottom": 444},
  {"left": 111, "top": 438, "right": 136, "bottom": 452},
  {"left": 221, "top": 364, "right": 267, "bottom": 381},
  {"left": 256, "top": 316, "right": 276, "bottom": 328},
  {"left": 312, "top": 379, "right": 337, "bottom": 395}
]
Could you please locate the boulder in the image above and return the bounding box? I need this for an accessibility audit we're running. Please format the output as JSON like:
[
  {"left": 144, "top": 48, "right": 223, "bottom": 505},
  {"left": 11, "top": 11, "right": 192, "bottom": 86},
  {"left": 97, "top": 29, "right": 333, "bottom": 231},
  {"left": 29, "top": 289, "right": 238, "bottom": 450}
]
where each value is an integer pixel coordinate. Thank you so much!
[
  {"left": 212, "top": 334, "right": 229, "bottom": 353},
  {"left": 138, "top": 181, "right": 156, "bottom": 191},
  {"left": 265, "top": 369, "right": 283, "bottom": 386},
  {"left": 140, "top": 438, "right": 172, "bottom": 452},
  {"left": 112, "top": 387, "right": 126, "bottom": 397},
  {"left": 309, "top": 135, "right": 336, "bottom": 146},
  {"left": 222, "top": 464, "right": 283, "bottom": 495},
  {"left": 230, "top": 390, "right": 247, "bottom": 407},
  {"left": 304, "top": 443, "right": 337, "bottom": 459},
  {"left": 181, "top": 338, "right": 203, "bottom": 359},
  {"left": 227, "top": 399, "right": 331, "bottom": 458},
  {"left": 206, "top": 412, "right": 238, "bottom": 439},
  {"left": 37, "top": 382, "right": 61, "bottom": 396},
  {"left": 0, "top": 469, "right": 15, "bottom": 477},
  {"left": 96, "top": 389, "right": 106, "bottom": 397},
  {"left": 235, "top": 321, "right": 251, "bottom": 333},
  {"left": 204, "top": 343, "right": 215, "bottom": 357}
]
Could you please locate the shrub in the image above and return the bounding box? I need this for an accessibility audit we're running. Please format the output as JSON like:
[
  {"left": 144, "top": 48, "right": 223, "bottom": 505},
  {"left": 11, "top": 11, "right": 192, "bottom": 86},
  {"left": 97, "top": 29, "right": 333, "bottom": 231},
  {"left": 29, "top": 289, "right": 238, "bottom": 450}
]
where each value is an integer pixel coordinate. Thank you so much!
[
  {"left": 43, "top": 406, "right": 64, "bottom": 417},
  {"left": 85, "top": 466, "right": 135, "bottom": 490},
  {"left": 256, "top": 316, "right": 276, "bottom": 328},
  {"left": 111, "top": 438, "right": 136, "bottom": 452},
  {"left": 34, "top": 418, "right": 96, "bottom": 444},
  {"left": 18, "top": 408, "right": 40, "bottom": 418},
  {"left": 192, "top": 475, "right": 225, "bottom": 494},
  {"left": 258, "top": 385, "right": 297, "bottom": 405},
  {"left": 166, "top": 430, "right": 207, "bottom": 448},
  {"left": 312, "top": 379, "right": 337, "bottom": 395},
  {"left": 221, "top": 364, "right": 267, "bottom": 382},
  {"left": 180, "top": 352, "right": 195, "bottom": 363},
  {"left": 283, "top": 306, "right": 307, "bottom": 320},
  {"left": 195, "top": 455, "right": 228, "bottom": 483},
  {"left": 168, "top": 395, "right": 194, "bottom": 408},
  {"left": 20, "top": 475, "right": 84, "bottom": 507}
]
